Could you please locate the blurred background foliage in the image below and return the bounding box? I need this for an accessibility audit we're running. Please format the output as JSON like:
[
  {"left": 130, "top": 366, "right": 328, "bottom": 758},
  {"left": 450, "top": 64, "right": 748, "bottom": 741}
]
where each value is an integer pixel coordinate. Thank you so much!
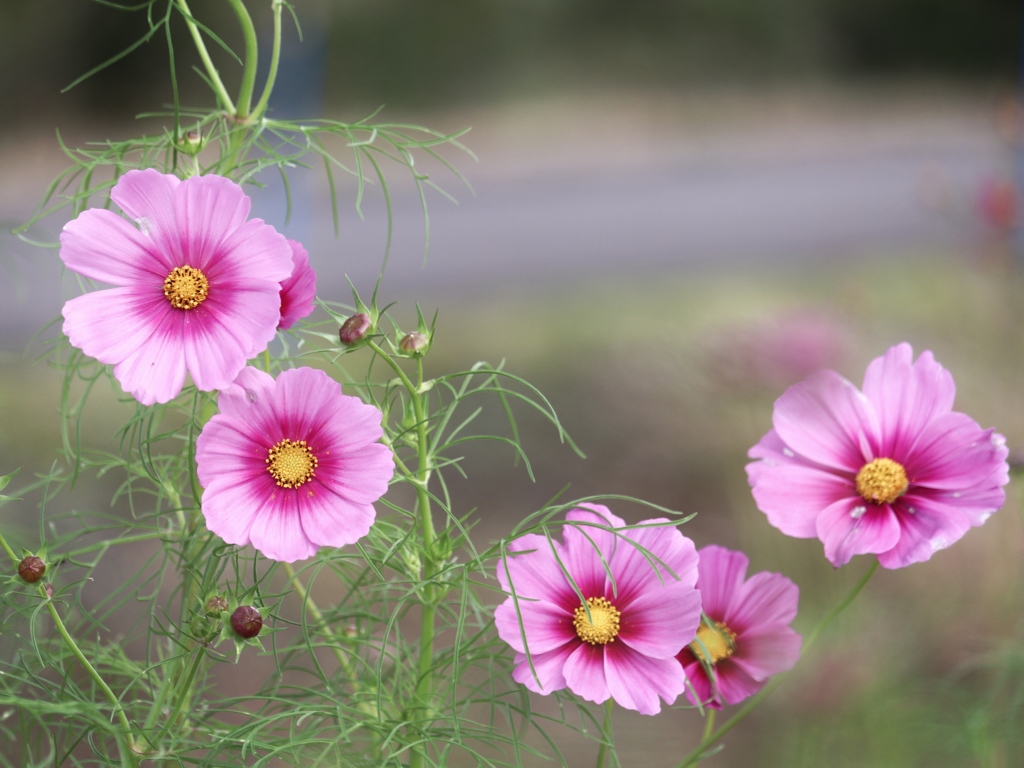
[{"left": 0, "top": 0, "right": 1020, "bottom": 132}]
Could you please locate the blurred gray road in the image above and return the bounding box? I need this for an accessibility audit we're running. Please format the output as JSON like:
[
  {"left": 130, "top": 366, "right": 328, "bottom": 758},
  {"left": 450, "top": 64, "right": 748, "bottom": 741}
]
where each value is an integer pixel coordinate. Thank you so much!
[{"left": 0, "top": 106, "right": 1001, "bottom": 347}]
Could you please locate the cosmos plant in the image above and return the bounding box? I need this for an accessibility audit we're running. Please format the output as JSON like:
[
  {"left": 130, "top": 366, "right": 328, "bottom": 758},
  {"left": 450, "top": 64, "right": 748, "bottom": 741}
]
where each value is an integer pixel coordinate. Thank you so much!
[{"left": 0, "top": 3, "right": 1015, "bottom": 768}]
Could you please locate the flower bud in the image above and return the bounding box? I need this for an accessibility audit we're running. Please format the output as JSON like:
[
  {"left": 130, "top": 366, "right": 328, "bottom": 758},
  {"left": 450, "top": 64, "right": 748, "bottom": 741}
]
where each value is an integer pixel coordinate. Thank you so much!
[
  {"left": 399, "top": 331, "right": 429, "bottom": 356},
  {"left": 230, "top": 605, "right": 263, "bottom": 639},
  {"left": 18, "top": 556, "right": 45, "bottom": 583},
  {"left": 205, "top": 594, "right": 229, "bottom": 615},
  {"left": 189, "top": 614, "right": 216, "bottom": 642},
  {"left": 339, "top": 313, "right": 372, "bottom": 345},
  {"left": 178, "top": 129, "right": 204, "bottom": 156}
]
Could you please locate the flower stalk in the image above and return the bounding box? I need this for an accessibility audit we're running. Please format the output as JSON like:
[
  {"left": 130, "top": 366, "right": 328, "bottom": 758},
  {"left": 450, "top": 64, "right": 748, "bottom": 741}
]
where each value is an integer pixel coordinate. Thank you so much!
[{"left": 0, "top": 531, "right": 140, "bottom": 766}]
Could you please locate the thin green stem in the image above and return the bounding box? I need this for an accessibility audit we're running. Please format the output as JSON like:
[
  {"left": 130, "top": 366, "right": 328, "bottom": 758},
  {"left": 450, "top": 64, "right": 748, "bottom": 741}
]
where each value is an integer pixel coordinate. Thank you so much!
[
  {"left": 282, "top": 561, "right": 355, "bottom": 676},
  {"left": 153, "top": 647, "right": 205, "bottom": 745},
  {"left": 0, "top": 530, "right": 18, "bottom": 564},
  {"left": 676, "top": 559, "right": 880, "bottom": 768},
  {"left": 175, "top": 0, "right": 236, "bottom": 115},
  {"left": 225, "top": 0, "right": 258, "bottom": 120},
  {"left": 251, "top": 0, "right": 285, "bottom": 120},
  {"left": 44, "top": 591, "right": 139, "bottom": 765},
  {"left": 596, "top": 699, "right": 614, "bottom": 768},
  {"left": 701, "top": 709, "right": 716, "bottom": 743}
]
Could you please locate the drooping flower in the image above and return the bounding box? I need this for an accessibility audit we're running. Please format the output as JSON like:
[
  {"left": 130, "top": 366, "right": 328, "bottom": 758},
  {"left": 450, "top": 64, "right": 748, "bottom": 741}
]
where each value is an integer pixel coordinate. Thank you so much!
[
  {"left": 277, "top": 239, "right": 317, "bottom": 330},
  {"left": 747, "top": 343, "right": 1009, "bottom": 569},
  {"left": 494, "top": 504, "right": 702, "bottom": 715},
  {"left": 195, "top": 366, "right": 394, "bottom": 562},
  {"left": 677, "top": 546, "right": 801, "bottom": 709},
  {"left": 60, "top": 169, "right": 294, "bottom": 405}
]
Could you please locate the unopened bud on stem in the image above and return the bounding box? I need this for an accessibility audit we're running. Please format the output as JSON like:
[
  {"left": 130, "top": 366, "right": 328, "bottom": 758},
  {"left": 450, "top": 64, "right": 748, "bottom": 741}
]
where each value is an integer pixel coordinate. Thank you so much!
[
  {"left": 339, "top": 313, "right": 372, "bottom": 345},
  {"left": 18, "top": 556, "right": 46, "bottom": 584},
  {"left": 399, "top": 332, "right": 429, "bottom": 355},
  {"left": 230, "top": 605, "right": 263, "bottom": 639}
]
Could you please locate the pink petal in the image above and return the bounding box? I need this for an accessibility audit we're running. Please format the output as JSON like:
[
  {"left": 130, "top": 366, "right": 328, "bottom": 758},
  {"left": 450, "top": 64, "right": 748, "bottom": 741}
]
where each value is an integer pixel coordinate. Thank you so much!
[
  {"left": 217, "top": 367, "right": 277, "bottom": 420},
  {"left": 175, "top": 174, "right": 254, "bottom": 266},
  {"left": 495, "top": 598, "right": 576, "bottom": 655},
  {"left": 905, "top": 413, "right": 1008, "bottom": 490},
  {"left": 247, "top": 491, "right": 318, "bottom": 563},
  {"left": 681, "top": 658, "right": 720, "bottom": 709},
  {"left": 609, "top": 519, "right": 699, "bottom": 606},
  {"left": 877, "top": 495, "right": 971, "bottom": 569},
  {"left": 713, "top": 661, "right": 764, "bottom": 707},
  {"left": 278, "top": 240, "right": 317, "bottom": 330},
  {"left": 109, "top": 307, "right": 189, "bottom": 405},
  {"left": 694, "top": 546, "right": 749, "bottom": 620},
  {"left": 110, "top": 170, "right": 183, "bottom": 264},
  {"left": 618, "top": 579, "right": 702, "bottom": 658},
  {"left": 60, "top": 209, "right": 167, "bottom": 284},
  {"left": 511, "top": 644, "right": 574, "bottom": 694},
  {"left": 730, "top": 624, "right": 802, "bottom": 682},
  {"left": 317, "top": 443, "right": 394, "bottom": 505},
  {"left": 727, "top": 571, "right": 799, "bottom": 632},
  {"left": 815, "top": 497, "right": 901, "bottom": 567},
  {"left": 496, "top": 534, "right": 575, "bottom": 606},
  {"left": 61, "top": 288, "right": 162, "bottom": 366},
  {"left": 273, "top": 367, "right": 347, "bottom": 438},
  {"left": 862, "top": 344, "right": 956, "bottom": 459},
  {"left": 561, "top": 505, "right": 626, "bottom": 598},
  {"left": 603, "top": 643, "right": 688, "bottom": 715},
  {"left": 201, "top": 279, "right": 284, "bottom": 360},
  {"left": 562, "top": 642, "right": 611, "bottom": 706},
  {"left": 750, "top": 463, "right": 853, "bottom": 539},
  {"left": 297, "top": 484, "right": 376, "bottom": 549},
  {"left": 207, "top": 217, "right": 293, "bottom": 285},
  {"left": 772, "top": 370, "right": 879, "bottom": 473},
  {"left": 180, "top": 307, "right": 255, "bottom": 393}
]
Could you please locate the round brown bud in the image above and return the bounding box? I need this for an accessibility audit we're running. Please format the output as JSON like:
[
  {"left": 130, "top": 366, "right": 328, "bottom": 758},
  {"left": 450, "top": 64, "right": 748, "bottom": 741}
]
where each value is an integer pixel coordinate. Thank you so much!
[
  {"left": 205, "top": 594, "right": 229, "bottom": 615},
  {"left": 339, "top": 313, "right": 372, "bottom": 345},
  {"left": 18, "top": 556, "right": 46, "bottom": 584},
  {"left": 230, "top": 605, "right": 263, "bottom": 639},
  {"left": 399, "top": 332, "right": 429, "bottom": 355}
]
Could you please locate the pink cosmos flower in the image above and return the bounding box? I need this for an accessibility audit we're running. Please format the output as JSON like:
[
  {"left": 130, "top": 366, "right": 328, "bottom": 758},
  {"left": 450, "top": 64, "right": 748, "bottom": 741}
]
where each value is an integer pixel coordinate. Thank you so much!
[
  {"left": 677, "top": 546, "right": 801, "bottom": 709},
  {"left": 195, "top": 366, "right": 394, "bottom": 562},
  {"left": 278, "top": 239, "right": 317, "bottom": 330},
  {"left": 747, "top": 343, "right": 1009, "bottom": 569},
  {"left": 60, "top": 169, "right": 294, "bottom": 405},
  {"left": 494, "top": 503, "right": 702, "bottom": 715}
]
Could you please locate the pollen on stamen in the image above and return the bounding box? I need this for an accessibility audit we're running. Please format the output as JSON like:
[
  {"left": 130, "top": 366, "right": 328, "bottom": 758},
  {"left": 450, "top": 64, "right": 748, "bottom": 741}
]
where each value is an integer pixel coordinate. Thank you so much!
[
  {"left": 573, "top": 597, "right": 622, "bottom": 645},
  {"left": 689, "top": 618, "right": 737, "bottom": 665},
  {"left": 266, "top": 438, "right": 319, "bottom": 489},
  {"left": 855, "top": 457, "right": 909, "bottom": 505},
  {"left": 163, "top": 265, "right": 210, "bottom": 310}
]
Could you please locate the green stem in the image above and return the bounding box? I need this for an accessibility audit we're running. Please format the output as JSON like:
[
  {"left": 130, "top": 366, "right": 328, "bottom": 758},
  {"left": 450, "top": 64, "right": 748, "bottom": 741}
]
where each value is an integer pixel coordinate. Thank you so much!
[
  {"left": 175, "top": 0, "right": 236, "bottom": 115},
  {"left": 225, "top": 0, "right": 258, "bottom": 120},
  {"left": 677, "top": 559, "right": 880, "bottom": 768},
  {"left": 0, "top": 529, "right": 18, "bottom": 564},
  {"left": 45, "top": 591, "right": 140, "bottom": 765},
  {"left": 596, "top": 699, "right": 614, "bottom": 768},
  {"left": 153, "top": 647, "right": 205, "bottom": 745},
  {"left": 251, "top": 0, "right": 285, "bottom": 120},
  {"left": 410, "top": 356, "right": 438, "bottom": 768},
  {"left": 283, "top": 561, "right": 355, "bottom": 677},
  {"left": 0, "top": 530, "right": 137, "bottom": 764}
]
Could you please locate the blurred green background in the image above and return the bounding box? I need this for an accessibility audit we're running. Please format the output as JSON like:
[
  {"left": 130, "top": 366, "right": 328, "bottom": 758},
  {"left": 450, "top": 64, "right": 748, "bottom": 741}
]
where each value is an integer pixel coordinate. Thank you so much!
[{"left": 2, "top": 1, "right": 1024, "bottom": 766}]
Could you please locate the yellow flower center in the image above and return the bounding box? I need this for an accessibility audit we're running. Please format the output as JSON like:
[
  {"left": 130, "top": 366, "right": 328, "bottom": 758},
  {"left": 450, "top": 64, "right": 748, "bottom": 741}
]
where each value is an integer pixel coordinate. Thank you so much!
[
  {"left": 689, "top": 619, "right": 737, "bottom": 664},
  {"left": 573, "top": 596, "right": 621, "bottom": 645},
  {"left": 266, "top": 439, "right": 318, "bottom": 489},
  {"left": 855, "top": 457, "right": 908, "bottom": 505},
  {"left": 163, "top": 266, "right": 209, "bottom": 310}
]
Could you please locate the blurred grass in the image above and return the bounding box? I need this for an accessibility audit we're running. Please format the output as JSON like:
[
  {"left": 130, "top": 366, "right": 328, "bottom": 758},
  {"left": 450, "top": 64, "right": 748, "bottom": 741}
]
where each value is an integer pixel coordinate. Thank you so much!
[{"left": 2, "top": 246, "right": 1023, "bottom": 766}]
